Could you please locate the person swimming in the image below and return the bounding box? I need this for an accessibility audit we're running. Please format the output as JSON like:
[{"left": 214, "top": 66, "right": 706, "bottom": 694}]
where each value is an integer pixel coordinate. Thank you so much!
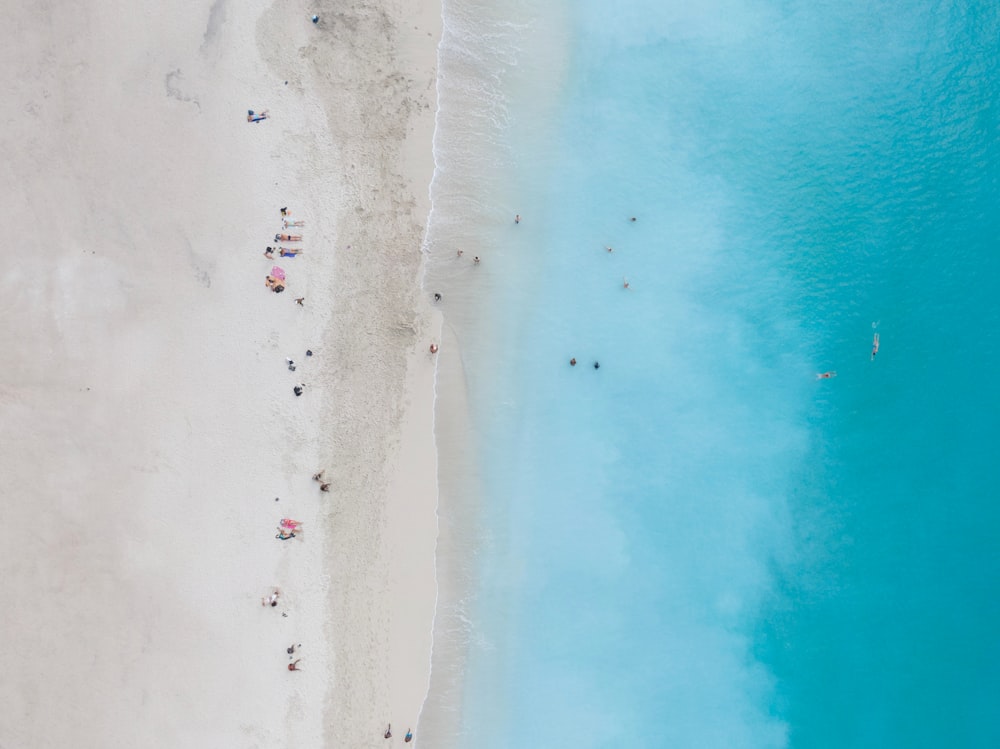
[
  {"left": 816, "top": 371, "right": 837, "bottom": 379},
  {"left": 871, "top": 332, "right": 880, "bottom": 360}
]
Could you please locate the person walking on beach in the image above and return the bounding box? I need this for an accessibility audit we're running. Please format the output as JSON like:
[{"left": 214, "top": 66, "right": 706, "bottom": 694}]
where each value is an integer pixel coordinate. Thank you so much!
[
  {"left": 429, "top": 343, "right": 439, "bottom": 354},
  {"left": 404, "top": 729, "right": 413, "bottom": 742},
  {"left": 288, "top": 659, "right": 302, "bottom": 671},
  {"left": 294, "top": 385, "right": 304, "bottom": 396},
  {"left": 384, "top": 725, "right": 392, "bottom": 739},
  {"left": 313, "top": 470, "right": 325, "bottom": 482},
  {"left": 320, "top": 483, "right": 331, "bottom": 492},
  {"left": 295, "top": 297, "right": 305, "bottom": 306}
]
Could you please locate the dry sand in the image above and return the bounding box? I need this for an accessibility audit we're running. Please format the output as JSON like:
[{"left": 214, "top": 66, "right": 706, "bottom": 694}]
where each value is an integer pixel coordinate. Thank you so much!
[{"left": 0, "top": 0, "right": 441, "bottom": 747}]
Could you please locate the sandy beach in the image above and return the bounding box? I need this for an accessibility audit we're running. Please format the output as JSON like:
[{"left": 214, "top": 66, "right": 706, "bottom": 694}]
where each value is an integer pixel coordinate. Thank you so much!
[{"left": 0, "top": 0, "right": 441, "bottom": 746}]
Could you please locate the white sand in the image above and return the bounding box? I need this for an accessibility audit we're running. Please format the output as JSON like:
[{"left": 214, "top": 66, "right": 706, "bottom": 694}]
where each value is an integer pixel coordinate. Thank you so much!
[{"left": 0, "top": 0, "right": 441, "bottom": 746}]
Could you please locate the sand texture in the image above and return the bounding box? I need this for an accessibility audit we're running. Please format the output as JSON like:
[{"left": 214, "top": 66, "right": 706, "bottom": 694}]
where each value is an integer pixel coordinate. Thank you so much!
[{"left": 0, "top": 0, "right": 441, "bottom": 747}]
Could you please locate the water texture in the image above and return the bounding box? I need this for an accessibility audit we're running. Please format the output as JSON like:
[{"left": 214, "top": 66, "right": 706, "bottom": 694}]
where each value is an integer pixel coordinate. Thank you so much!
[{"left": 423, "top": 1, "right": 1000, "bottom": 746}]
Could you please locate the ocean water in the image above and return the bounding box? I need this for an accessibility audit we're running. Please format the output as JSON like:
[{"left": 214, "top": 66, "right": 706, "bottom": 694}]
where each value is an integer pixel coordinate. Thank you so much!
[{"left": 422, "top": 1, "right": 1000, "bottom": 747}]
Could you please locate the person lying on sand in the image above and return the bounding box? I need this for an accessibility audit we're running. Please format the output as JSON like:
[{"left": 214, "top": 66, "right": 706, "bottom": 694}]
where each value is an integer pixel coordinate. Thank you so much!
[
  {"left": 283, "top": 220, "right": 305, "bottom": 228},
  {"left": 275, "top": 529, "right": 296, "bottom": 540},
  {"left": 262, "top": 589, "right": 280, "bottom": 607},
  {"left": 275, "top": 233, "right": 302, "bottom": 242},
  {"left": 288, "top": 659, "right": 302, "bottom": 671},
  {"left": 247, "top": 110, "right": 269, "bottom": 122},
  {"left": 279, "top": 248, "right": 302, "bottom": 257},
  {"left": 265, "top": 276, "right": 285, "bottom": 293}
]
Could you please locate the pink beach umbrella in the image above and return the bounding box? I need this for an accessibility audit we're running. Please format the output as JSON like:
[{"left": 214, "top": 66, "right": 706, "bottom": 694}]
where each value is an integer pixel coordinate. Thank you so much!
[{"left": 271, "top": 266, "right": 286, "bottom": 281}]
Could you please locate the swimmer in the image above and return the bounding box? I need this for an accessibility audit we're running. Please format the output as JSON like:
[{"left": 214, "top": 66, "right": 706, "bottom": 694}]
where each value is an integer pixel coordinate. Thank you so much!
[
  {"left": 630, "top": 216, "right": 637, "bottom": 222},
  {"left": 871, "top": 332, "right": 880, "bottom": 360},
  {"left": 515, "top": 214, "right": 521, "bottom": 224},
  {"left": 474, "top": 256, "right": 481, "bottom": 264},
  {"left": 816, "top": 371, "right": 837, "bottom": 379},
  {"left": 593, "top": 361, "right": 600, "bottom": 370},
  {"left": 623, "top": 277, "right": 630, "bottom": 290},
  {"left": 569, "top": 358, "right": 577, "bottom": 366},
  {"left": 606, "top": 246, "right": 613, "bottom": 252}
]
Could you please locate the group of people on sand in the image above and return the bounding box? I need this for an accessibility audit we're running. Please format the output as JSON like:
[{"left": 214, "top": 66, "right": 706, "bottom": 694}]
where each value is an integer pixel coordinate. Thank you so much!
[
  {"left": 264, "top": 207, "right": 306, "bottom": 302},
  {"left": 384, "top": 723, "right": 414, "bottom": 743},
  {"left": 262, "top": 590, "right": 305, "bottom": 669}
]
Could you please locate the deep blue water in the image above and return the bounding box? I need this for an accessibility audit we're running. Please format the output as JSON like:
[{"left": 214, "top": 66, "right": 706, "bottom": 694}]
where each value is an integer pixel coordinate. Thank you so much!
[{"left": 424, "top": 1, "right": 1000, "bottom": 746}]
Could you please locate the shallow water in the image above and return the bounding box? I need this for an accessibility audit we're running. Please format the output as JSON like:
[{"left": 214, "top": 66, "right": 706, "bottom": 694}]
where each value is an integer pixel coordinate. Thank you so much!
[{"left": 423, "top": 1, "right": 1000, "bottom": 746}]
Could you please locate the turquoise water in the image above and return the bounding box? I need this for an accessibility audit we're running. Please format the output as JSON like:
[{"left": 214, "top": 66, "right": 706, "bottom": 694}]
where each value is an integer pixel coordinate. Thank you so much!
[{"left": 424, "top": 1, "right": 1000, "bottom": 746}]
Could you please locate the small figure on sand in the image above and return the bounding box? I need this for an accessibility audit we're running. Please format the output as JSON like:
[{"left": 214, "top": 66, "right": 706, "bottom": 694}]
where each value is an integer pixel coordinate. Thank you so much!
[
  {"left": 405, "top": 729, "right": 413, "bottom": 742},
  {"left": 816, "top": 371, "right": 837, "bottom": 379},
  {"left": 262, "top": 590, "right": 280, "bottom": 607},
  {"left": 871, "top": 332, "right": 880, "bottom": 360},
  {"left": 295, "top": 297, "right": 305, "bottom": 306},
  {"left": 266, "top": 276, "right": 285, "bottom": 293},
  {"left": 313, "top": 470, "right": 325, "bottom": 482},
  {"left": 293, "top": 385, "right": 304, "bottom": 396},
  {"left": 283, "top": 220, "right": 306, "bottom": 228},
  {"left": 474, "top": 256, "right": 480, "bottom": 265},
  {"left": 433, "top": 292, "right": 441, "bottom": 302},
  {"left": 276, "top": 529, "right": 297, "bottom": 540},
  {"left": 264, "top": 246, "right": 275, "bottom": 258},
  {"left": 288, "top": 659, "right": 302, "bottom": 671},
  {"left": 280, "top": 207, "right": 289, "bottom": 216},
  {"left": 320, "top": 483, "right": 331, "bottom": 492},
  {"left": 384, "top": 725, "right": 392, "bottom": 739},
  {"left": 312, "top": 14, "right": 319, "bottom": 23},
  {"left": 287, "top": 358, "right": 296, "bottom": 371},
  {"left": 429, "top": 343, "right": 439, "bottom": 354},
  {"left": 287, "top": 643, "right": 300, "bottom": 655},
  {"left": 279, "top": 519, "right": 303, "bottom": 531},
  {"left": 247, "top": 109, "right": 269, "bottom": 123},
  {"left": 275, "top": 233, "right": 302, "bottom": 242}
]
